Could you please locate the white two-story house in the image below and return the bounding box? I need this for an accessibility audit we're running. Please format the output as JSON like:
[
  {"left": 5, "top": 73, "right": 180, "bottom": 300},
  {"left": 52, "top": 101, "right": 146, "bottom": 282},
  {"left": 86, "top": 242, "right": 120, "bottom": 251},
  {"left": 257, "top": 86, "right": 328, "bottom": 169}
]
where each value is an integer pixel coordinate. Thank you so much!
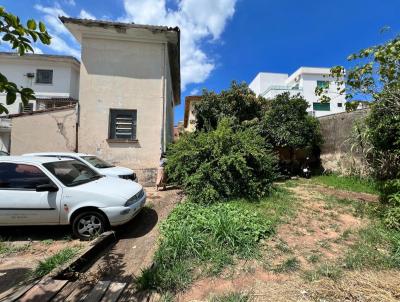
[
  {"left": 0, "top": 52, "right": 80, "bottom": 152},
  {"left": 249, "top": 67, "right": 346, "bottom": 117}
]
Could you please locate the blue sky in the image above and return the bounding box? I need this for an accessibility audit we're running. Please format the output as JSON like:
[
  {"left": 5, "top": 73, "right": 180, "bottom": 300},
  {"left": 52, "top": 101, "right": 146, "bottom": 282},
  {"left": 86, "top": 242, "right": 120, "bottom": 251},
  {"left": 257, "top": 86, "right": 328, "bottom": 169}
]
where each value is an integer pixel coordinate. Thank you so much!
[{"left": 2, "top": 0, "right": 400, "bottom": 124}]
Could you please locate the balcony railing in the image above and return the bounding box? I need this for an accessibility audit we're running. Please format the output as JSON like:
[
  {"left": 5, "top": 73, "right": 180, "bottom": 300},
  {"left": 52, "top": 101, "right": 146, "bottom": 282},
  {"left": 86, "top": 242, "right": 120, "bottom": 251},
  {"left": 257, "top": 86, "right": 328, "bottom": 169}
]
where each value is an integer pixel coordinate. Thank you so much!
[{"left": 260, "top": 85, "right": 303, "bottom": 97}]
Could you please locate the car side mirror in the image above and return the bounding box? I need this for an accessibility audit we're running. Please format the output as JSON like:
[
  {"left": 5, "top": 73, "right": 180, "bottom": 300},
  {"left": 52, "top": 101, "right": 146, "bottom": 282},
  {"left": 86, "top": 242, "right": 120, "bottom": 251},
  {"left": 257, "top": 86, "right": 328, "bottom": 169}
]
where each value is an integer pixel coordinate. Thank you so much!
[{"left": 36, "top": 184, "right": 59, "bottom": 192}]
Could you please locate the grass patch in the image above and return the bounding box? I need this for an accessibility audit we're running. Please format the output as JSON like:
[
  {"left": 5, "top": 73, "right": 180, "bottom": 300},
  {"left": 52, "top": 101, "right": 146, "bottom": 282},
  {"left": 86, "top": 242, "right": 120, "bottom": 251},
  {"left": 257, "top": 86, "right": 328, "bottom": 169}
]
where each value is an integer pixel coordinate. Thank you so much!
[
  {"left": 136, "top": 187, "right": 296, "bottom": 293},
  {"left": 312, "top": 174, "right": 379, "bottom": 195},
  {"left": 210, "top": 292, "right": 250, "bottom": 302},
  {"left": 31, "top": 247, "right": 80, "bottom": 278},
  {"left": 303, "top": 263, "right": 342, "bottom": 281},
  {"left": 344, "top": 222, "right": 400, "bottom": 270},
  {"left": 273, "top": 257, "right": 300, "bottom": 273},
  {"left": 0, "top": 240, "right": 30, "bottom": 255}
]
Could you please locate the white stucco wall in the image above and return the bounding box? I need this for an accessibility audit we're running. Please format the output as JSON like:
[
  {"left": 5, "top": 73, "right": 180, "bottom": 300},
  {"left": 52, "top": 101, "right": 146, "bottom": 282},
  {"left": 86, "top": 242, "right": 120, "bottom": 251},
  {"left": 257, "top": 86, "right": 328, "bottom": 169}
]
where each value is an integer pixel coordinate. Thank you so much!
[
  {"left": 78, "top": 36, "right": 169, "bottom": 181},
  {"left": 0, "top": 54, "right": 80, "bottom": 116}
]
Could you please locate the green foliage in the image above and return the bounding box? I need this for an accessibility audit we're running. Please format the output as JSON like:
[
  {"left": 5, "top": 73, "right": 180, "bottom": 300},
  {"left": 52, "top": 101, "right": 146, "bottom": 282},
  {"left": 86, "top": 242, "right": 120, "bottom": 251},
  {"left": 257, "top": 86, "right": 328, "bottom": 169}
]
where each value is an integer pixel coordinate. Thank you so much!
[
  {"left": 384, "top": 207, "right": 400, "bottom": 231},
  {"left": 303, "top": 263, "right": 342, "bottom": 281},
  {"left": 166, "top": 118, "right": 278, "bottom": 204},
  {"left": 261, "top": 92, "right": 322, "bottom": 150},
  {"left": 194, "top": 82, "right": 265, "bottom": 132},
  {"left": 312, "top": 174, "right": 379, "bottom": 195},
  {"left": 210, "top": 292, "right": 251, "bottom": 302},
  {"left": 32, "top": 247, "right": 79, "bottom": 278},
  {"left": 137, "top": 188, "right": 296, "bottom": 293},
  {"left": 136, "top": 201, "right": 274, "bottom": 292},
  {"left": 0, "top": 6, "right": 51, "bottom": 114},
  {"left": 344, "top": 223, "right": 400, "bottom": 270},
  {"left": 273, "top": 257, "right": 300, "bottom": 273}
]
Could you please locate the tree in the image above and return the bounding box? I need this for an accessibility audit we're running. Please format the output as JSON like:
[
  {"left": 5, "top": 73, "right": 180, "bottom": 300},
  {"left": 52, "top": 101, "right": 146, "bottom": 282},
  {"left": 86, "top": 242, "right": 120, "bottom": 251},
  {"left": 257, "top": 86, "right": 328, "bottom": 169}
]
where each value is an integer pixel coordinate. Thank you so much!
[
  {"left": 261, "top": 92, "right": 322, "bottom": 168},
  {"left": 194, "top": 81, "right": 265, "bottom": 131},
  {"left": 0, "top": 6, "right": 51, "bottom": 114}
]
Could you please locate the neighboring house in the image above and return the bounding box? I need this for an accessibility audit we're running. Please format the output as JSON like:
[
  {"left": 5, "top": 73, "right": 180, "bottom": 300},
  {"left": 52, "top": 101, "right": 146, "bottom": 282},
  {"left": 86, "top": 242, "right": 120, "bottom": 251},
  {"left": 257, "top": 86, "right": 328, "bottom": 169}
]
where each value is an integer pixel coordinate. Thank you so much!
[
  {"left": 0, "top": 52, "right": 80, "bottom": 152},
  {"left": 183, "top": 95, "right": 202, "bottom": 132},
  {"left": 249, "top": 67, "right": 346, "bottom": 117},
  {"left": 59, "top": 17, "right": 180, "bottom": 184}
]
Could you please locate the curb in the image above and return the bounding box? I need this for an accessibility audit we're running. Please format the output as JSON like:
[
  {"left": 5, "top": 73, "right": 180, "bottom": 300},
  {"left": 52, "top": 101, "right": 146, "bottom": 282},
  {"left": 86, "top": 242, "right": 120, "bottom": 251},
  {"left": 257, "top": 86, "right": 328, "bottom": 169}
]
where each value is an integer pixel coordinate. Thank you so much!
[{"left": 48, "top": 231, "right": 117, "bottom": 280}]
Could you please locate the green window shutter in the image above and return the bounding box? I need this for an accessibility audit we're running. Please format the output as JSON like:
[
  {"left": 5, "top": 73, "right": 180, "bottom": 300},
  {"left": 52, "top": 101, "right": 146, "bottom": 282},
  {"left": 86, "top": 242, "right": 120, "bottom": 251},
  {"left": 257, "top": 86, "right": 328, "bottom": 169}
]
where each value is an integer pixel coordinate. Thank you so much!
[{"left": 313, "top": 102, "right": 330, "bottom": 111}]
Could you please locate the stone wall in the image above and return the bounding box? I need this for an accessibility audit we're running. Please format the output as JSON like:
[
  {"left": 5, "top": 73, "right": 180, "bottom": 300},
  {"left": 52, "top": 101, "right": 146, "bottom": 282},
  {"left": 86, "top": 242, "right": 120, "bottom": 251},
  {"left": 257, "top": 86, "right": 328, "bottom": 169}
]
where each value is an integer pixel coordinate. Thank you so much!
[{"left": 318, "top": 109, "right": 369, "bottom": 174}]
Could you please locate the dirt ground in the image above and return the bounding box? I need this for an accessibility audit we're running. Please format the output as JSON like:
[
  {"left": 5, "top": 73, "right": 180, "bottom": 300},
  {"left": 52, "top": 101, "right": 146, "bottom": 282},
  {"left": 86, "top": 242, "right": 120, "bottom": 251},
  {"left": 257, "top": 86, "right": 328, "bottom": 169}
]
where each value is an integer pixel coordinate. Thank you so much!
[
  {"left": 178, "top": 182, "right": 400, "bottom": 302},
  {"left": 83, "top": 187, "right": 183, "bottom": 283},
  {"left": 0, "top": 226, "right": 85, "bottom": 294}
]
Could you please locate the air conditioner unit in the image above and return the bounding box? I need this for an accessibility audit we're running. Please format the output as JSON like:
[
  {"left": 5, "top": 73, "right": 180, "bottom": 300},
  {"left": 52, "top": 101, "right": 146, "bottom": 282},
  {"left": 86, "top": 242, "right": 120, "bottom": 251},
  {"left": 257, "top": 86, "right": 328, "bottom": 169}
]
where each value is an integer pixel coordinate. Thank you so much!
[{"left": 26, "top": 73, "right": 35, "bottom": 78}]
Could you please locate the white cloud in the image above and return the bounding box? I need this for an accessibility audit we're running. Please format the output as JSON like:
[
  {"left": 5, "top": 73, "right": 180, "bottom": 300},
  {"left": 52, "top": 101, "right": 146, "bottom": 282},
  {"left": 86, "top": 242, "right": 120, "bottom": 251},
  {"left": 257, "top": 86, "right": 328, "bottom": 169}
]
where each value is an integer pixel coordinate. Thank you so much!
[
  {"left": 32, "top": 46, "right": 43, "bottom": 54},
  {"left": 34, "top": 4, "right": 81, "bottom": 59},
  {"left": 121, "top": 0, "right": 237, "bottom": 90},
  {"left": 65, "top": 0, "right": 76, "bottom": 6},
  {"left": 79, "top": 9, "right": 96, "bottom": 20},
  {"left": 189, "top": 88, "right": 200, "bottom": 95}
]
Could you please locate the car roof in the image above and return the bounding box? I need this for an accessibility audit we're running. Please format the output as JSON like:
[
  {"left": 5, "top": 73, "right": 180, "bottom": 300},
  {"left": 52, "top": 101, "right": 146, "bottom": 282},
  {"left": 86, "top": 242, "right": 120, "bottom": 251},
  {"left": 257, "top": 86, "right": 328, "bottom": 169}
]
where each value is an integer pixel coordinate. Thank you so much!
[
  {"left": 0, "top": 156, "right": 73, "bottom": 164},
  {"left": 23, "top": 152, "right": 94, "bottom": 157}
]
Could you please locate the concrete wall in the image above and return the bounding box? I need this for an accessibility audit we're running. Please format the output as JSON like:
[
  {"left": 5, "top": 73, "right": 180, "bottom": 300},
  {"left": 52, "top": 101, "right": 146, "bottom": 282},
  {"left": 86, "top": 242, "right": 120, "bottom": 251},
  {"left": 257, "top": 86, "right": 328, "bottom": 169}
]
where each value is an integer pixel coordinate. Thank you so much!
[
  {"left": 318, "top": 109, "right": 369, "bottom": 175},
  {"left": 10, "top": 107, "right": 77, "bottom": 155},
  {"left": 78, "top": 37, "right": 167, "bottom": 184}
]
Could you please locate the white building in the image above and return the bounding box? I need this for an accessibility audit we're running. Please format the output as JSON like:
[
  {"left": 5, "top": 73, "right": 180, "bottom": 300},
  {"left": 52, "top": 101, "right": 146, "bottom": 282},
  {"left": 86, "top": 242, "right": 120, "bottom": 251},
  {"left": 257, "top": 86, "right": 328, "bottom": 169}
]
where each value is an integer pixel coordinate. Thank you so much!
[
  {"left": 0, "top": 52, "right": 80, "bottom": 152},
  {"left": 249, "top": 67, "right": 346, "bottom": 117}
]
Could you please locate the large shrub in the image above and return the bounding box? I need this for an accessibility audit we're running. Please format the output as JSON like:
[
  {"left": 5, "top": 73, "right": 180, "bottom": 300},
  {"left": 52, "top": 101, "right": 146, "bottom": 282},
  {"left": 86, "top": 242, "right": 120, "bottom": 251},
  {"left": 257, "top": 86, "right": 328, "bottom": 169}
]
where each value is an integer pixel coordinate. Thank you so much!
[
  {"left": 166, "top": 118, "right": 278, "bottom": 204},
  {"left": 194, "top": 82, "right": 265, "bottom": 132}
]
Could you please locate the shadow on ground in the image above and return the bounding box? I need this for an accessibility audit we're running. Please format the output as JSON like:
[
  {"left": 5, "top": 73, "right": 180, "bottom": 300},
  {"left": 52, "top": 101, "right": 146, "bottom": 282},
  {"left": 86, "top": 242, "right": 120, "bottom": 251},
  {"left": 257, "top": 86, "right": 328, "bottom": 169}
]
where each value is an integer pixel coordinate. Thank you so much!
[
  {"left": 115, "top": 207, "right": 158, "bottom": 240},
  {"left": 0, "top": 225, "right": 72, "bottom": 241}
]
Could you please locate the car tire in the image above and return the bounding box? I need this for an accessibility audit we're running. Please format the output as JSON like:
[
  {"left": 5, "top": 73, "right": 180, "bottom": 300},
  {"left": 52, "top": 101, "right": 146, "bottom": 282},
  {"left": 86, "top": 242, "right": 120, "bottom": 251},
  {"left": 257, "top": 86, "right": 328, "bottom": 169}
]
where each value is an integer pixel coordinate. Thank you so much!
[{"left": 72, "top": 211, "right": 108, "bottom": 241}]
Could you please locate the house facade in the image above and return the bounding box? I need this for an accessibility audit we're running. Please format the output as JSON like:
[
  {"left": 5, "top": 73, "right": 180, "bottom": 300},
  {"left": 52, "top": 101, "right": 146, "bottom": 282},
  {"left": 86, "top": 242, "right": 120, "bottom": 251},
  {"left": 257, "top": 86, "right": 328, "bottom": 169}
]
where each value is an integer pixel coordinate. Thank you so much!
[
  {"left": 61, "top": 17, "right": 180, "bottom": 184},
  {"left": 249, "top": 67, "right": 346, "bottom": 117},
  {"left": 0, "top": 52, "right": 80, "bottom": 152},
  {"left": 183, "top": 95, "right": 201, "bottom": 132}
]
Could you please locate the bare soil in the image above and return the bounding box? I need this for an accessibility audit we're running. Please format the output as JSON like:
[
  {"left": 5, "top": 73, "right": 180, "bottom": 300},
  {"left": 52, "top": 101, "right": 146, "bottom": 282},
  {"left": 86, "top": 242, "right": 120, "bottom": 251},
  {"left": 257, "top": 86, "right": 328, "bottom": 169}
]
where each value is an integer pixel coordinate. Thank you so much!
[
  {"left": 178, "top": 182, "right": 400, "bottom": 302},
  {"left": 0, "top": 231, "right": 85, "bottom": 294}
]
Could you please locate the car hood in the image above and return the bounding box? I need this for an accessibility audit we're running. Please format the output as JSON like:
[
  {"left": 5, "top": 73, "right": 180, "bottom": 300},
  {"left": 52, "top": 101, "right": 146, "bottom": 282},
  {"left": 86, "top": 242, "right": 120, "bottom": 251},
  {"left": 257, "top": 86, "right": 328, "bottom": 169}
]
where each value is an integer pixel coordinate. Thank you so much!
[
  {"left": 99, "top": 166, "right": 134, "bottom": 177},
  {"left": 72, "top": 176, "right": 142, "bottom": 200}
]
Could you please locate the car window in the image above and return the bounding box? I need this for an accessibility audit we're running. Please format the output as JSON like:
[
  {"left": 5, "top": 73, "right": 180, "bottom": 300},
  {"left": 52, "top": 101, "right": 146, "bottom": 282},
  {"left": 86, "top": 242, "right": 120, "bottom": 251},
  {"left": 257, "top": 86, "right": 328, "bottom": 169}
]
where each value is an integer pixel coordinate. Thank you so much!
[
  {"left": 43, "top": 159, "right": 103, "bottom": 187},
  {"left": 0, "top": 163, "right": 51, "bottom": 189},
  {"left": 81, "top": 156, "right": 115, "bottom": 169}
]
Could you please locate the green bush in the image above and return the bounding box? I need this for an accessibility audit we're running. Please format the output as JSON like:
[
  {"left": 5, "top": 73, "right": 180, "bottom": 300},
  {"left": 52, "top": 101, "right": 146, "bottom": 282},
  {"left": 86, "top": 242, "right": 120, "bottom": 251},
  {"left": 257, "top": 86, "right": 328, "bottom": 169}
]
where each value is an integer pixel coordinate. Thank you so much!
[
  {"left": 384, "top": 207, "right": 400, "bottom": 231},
  {"left": 136, "top": 201, "right": 273, "bottom": 292},
  {"left": 166, "top": 118, "right": 278, "bottom": 204}
]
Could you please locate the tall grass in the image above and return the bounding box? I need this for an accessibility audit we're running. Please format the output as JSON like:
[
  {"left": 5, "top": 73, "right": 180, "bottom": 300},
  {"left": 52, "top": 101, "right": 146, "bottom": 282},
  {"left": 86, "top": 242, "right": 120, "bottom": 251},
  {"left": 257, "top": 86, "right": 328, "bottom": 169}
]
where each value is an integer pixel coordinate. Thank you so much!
[
  {"left": 32, "top": 247, "right": 79, "bottom": 278},
  {"left": 136, "top": 187, "right": 296, "bottom": 293},
  {"left": 312, "top": 174, "right": 379, "bottom": 194}
]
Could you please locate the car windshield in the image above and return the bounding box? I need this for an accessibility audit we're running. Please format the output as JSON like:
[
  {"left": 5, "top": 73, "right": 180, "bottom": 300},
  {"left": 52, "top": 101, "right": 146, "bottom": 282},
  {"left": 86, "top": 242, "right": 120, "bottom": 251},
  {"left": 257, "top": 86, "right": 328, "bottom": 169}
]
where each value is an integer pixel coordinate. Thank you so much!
[
  {"left": 43, "top": 160, "right": 103, "bottom": 187},
  {"left": 81, "top": 156, "right": 114, "bottom": 169}
]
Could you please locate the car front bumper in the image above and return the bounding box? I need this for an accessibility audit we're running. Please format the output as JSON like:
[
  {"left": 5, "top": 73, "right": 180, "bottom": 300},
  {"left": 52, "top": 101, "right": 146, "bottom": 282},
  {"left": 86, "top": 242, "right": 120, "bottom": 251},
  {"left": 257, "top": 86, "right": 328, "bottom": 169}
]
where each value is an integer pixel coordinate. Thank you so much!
[{"left": 101, "top": 193, "right": 146, "bottom": 226}]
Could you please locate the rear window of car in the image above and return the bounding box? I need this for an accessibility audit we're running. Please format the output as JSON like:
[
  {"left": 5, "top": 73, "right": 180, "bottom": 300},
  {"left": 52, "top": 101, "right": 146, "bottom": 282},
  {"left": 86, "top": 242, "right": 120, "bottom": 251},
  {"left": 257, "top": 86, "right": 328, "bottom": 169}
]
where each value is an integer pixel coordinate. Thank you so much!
[{"left": 0, "top": 163, "right": 51, "bottom": 189}]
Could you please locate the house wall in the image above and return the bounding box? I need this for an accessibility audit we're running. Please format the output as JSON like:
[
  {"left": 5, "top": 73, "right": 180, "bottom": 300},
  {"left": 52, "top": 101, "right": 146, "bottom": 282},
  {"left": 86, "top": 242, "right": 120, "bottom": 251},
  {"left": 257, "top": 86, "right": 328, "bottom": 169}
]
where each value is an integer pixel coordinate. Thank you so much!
[
  {"left": 78, "top": 37, "right": 167, "bottom": 184},
  {"left": 318, "top": 109, "right": 369, "bottom": 175},
  {"left": 0, "top": 56, "right": 80, "bottom": 115},
  {"left": 10, "top": 107, "right": 77, "bottom": 155}
]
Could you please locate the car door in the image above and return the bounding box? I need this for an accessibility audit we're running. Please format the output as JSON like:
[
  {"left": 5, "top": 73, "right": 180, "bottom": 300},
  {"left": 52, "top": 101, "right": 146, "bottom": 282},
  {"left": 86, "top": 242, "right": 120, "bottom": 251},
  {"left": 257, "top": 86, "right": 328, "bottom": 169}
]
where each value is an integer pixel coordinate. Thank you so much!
[{"left": 0, "top": 162, "right": 62, "bottom": 225}]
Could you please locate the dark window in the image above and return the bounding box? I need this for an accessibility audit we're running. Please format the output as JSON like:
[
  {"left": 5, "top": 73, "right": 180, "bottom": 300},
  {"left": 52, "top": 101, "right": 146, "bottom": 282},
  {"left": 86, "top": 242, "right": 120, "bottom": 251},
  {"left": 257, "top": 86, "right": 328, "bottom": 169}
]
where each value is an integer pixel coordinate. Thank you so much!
[
  {"left": 36, "top": 69, "right": 53, "bottom": 84},
  {"left": 109, "top": 109, "right": 137, "bottom": 140},
  {"left": 19, "top": 102, "right": 33, "bottom": 113},
  {"left": 338, "top": 103, "right": 343, "bottom": 107},
  {"left": 0, "top": 163, "right": 51, "bottom": 189},
  {"left": 313, "top": 102, "right": 331, "bottom": 111},
  {"left": 317, "top": 80, "right": 330, "bottom": 89}
]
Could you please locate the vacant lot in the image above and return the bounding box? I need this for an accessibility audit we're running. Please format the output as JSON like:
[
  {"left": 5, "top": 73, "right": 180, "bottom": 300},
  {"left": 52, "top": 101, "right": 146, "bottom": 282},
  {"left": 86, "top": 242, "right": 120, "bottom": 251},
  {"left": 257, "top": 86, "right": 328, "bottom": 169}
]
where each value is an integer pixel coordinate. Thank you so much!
[{"left": 139, "top": 176, "right": 399, "bottom": 302}]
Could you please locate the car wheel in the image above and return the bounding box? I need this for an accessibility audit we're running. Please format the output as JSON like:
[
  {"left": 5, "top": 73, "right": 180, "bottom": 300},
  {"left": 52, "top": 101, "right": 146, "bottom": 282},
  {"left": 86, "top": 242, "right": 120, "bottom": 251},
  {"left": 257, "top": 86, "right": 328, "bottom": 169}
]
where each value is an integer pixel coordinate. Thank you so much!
[{"left": 72, "top": 211, "right": 107, "bottom": 240}]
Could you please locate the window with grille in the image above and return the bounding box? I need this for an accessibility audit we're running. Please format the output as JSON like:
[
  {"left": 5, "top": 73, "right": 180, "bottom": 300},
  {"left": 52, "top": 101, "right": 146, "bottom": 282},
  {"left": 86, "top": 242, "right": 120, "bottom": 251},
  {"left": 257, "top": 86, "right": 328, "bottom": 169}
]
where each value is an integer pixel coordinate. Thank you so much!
[
  {"left": 19, "top": 102, "right": 34, "bottom": 113},
  {"left": 109, "top": 109, "right": 137, "bottom": 141},
  {"left": 36, "top": 69, "right": 53, "bottom": 84}
]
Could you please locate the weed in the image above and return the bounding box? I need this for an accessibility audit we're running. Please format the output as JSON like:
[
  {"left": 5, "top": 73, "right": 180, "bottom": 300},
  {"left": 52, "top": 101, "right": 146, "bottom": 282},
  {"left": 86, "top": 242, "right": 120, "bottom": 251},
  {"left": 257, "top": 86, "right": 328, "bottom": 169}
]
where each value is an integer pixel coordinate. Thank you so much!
[
  {"left": 0, "top": 241, "right": 30, "bottom": 255},
  {"left": 317, "top": 239, "right": 331, "bottom": 250},
  {"left": 303, "top": 263, "right": 342, "bottom": 281},
  {"left": 210, "top": 292, "right": 250, "bottom": 302},
  {"left": 312, "top": 174, "right": 379, "bottom": 195},
  {"left": 41, "top": 239, "right": 54, "bottom": 245},
  {"left": 136, "top": 187, "right": 297, "bottom": 293},
  {"left": 275, "top": 239, "right": 291, "bottom": 253},
  {"left": 307, "top": 253, "right": 321, "bottom": 264},
  {"left": 273, "top": 257, "right": 300, "bottom": 273},
  {"left": 31, "top": 247, "right": 79, "bottom": 278}
]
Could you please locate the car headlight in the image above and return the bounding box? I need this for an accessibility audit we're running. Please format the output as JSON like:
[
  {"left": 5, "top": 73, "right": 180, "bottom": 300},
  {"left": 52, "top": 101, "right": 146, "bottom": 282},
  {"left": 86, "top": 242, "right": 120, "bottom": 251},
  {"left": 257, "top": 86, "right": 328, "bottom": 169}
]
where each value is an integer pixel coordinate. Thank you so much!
[{"left": 125, "top": 189, "right": 145, "bottom": 206}]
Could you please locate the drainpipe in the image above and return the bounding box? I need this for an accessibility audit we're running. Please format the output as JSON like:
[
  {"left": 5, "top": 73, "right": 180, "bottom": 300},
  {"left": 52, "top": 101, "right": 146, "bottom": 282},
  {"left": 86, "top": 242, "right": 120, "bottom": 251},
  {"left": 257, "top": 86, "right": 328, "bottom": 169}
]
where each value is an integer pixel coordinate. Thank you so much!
[
  {"left": 161, "top": 43, "right": 167, "bottom": 154},
  {"left": 75, "top": 103, "right": 80, "bottom": 153}
]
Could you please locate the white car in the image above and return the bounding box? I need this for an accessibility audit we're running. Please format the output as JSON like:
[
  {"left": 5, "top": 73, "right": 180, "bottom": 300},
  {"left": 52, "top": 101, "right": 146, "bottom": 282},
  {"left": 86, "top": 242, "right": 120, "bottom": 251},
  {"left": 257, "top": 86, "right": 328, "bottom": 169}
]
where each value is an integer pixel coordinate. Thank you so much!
[
  {"left": 23, "top": 152, "right": 137, "bottom": 182},
  {"left": 0, "top": 156, "right": 146, "bottom": 240}
]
